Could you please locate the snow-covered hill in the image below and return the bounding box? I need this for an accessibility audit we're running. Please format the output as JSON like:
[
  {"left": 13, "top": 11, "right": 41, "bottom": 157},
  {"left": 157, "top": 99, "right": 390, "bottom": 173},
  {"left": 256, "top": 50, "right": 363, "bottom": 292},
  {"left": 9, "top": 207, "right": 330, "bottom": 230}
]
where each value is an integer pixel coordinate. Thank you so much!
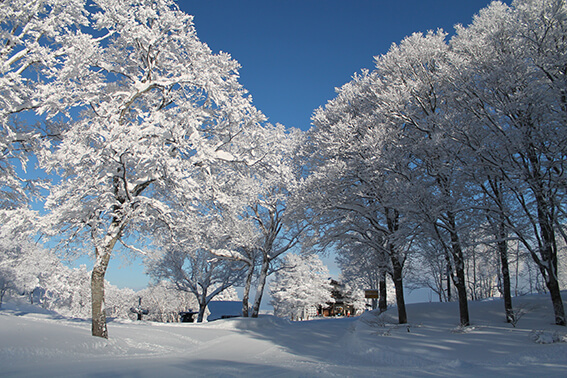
[{"left": 1, "top": 293, "right": 566, "bottom": 377}]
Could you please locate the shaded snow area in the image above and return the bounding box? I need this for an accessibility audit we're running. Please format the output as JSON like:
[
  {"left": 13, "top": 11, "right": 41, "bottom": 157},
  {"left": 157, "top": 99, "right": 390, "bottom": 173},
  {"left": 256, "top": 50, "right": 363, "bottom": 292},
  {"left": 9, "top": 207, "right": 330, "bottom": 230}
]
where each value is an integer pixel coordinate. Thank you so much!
[{"left": 1, "top": 293, "right": 566, "bottom": 377}]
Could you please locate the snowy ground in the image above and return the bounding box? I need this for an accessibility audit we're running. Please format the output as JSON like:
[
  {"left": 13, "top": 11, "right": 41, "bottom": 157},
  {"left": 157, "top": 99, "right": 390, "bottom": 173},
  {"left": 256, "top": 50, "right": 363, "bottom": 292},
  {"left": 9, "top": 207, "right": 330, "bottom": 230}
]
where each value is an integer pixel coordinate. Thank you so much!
[{"left": 1, "top": 293, "right": 566, "bottom": 377}]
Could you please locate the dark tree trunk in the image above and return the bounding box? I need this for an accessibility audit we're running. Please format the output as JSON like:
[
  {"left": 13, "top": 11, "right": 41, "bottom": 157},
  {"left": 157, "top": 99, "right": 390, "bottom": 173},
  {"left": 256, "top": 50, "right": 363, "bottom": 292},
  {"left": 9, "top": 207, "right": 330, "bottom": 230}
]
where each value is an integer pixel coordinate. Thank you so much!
[
  {"left": 526, "top": 142, "right": 566, "bottom": 326},
  {"left": 379, "top": 270, "right": 387, "bottom": 313},
  {"left": 497, "top": 225, "right": 514, "bottom": 323},
  {"left": 454, "top": 263, "right": 470, "bottom": 327},
  {"left": 491, "top": 179, "right": 514, "bottom": 322},
  {"left": 385, "top": 207, "right": 406, "bottom": 324},
  {"left": 535, "top": 204, "right": 565, "bottom": 325},
  {"left": 537, "top": 207, "right": 566, "bottom": 326},
  {"left": 446, "top": 260, "right": 452, "bottom": 302},
  {"left": 196, "top": 288, "right": 208, "bottom": 323},
  {"left": 448, "top": 211, "right": 469, "bottom": 327},
  {"left": 546, "top": 273, "right": 566, "bottom": 326}
]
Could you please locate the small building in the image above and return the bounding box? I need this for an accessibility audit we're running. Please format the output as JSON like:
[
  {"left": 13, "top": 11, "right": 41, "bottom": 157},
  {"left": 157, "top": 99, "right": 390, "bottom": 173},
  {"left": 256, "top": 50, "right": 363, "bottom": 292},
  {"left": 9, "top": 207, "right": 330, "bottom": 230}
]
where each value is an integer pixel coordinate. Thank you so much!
[{"left": 321, "top": 280, "right": 356, "bottom": 317}]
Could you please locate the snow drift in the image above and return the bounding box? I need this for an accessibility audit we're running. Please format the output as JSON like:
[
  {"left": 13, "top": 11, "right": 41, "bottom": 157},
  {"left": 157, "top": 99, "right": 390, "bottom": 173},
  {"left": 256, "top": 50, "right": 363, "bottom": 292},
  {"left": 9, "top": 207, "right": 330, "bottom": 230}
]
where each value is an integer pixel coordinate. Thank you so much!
[{"left": 1, "top": 292, "right": 566, "bottom": 377}]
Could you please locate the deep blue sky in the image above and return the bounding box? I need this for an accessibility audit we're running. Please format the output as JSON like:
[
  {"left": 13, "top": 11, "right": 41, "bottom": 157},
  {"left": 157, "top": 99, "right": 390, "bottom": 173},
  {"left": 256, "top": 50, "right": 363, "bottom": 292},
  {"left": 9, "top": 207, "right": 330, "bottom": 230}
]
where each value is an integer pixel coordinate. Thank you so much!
[
  {"left": 177, "top": 0, "right": 510, "bottom": 131},
  {"left": 107, "top": 0, "right": 511, "bottom": 290}
]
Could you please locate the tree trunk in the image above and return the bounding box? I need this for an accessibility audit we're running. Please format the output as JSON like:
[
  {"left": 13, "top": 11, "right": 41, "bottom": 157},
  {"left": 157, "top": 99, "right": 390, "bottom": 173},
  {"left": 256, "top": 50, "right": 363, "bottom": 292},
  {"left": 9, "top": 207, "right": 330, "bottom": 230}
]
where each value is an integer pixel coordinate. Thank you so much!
[
  {"left": 514, "top": 242, "right": 520, "bottom": 296},
  {"left": 453, "top": 263, "right": 470, "bottom": 327},
  {"left": 546, "top": 273, "right": 566, "bottom": 326},
  {"left": 0, "top": 288, "right": 6, "bottom": 309},
  {"left": 491, "top": 178, "right": 514, "bottom": 322},
  {"left": 391, "top": 257, "right": 407, "bottom": 324},
  {"left": 535, "top": 207, "right": 565, "bottom": 325},
  {"left": 448, "top": 211, "right": 469, "bottom": 327},
  {"left": 497, "top": 223, "right": 514, "bottom": 323},
  {"left": 91, "top": 260, "right": 109, "bottom": 338},
  {"left": 197, "top": 303, "right": 207, "bottom": 323},
  {"left": 451, "top": 242, "right": 470, "bottom": 327},
  {"left": 91, "top": 224, "right": 120, "bottom": 338},
  {"left": 437, "top": 268, "right": 444, "bottom": 302},
  {"left": 470, "top": 247, "right": 477, "bottom": 301},
  {"left": 251, "top": 256, "right": 269, "bottom": 318},
  {"left": 446, "top": 259, "right": 452, "bottom": 302},
  {"left": 538, "top": 216, "right": 565, "bottom": 326},
  {"left": 378, "top": 270, "right": 387, "bottom": 313},
  {"left": 242, "top": 263, "right": 254, "bottom": 317},
  {"left": 385, "top": 207, "right": 406, "bottom": 323},
  {"left": 196, "top": 294, "right": 208, "bottom": 323}
]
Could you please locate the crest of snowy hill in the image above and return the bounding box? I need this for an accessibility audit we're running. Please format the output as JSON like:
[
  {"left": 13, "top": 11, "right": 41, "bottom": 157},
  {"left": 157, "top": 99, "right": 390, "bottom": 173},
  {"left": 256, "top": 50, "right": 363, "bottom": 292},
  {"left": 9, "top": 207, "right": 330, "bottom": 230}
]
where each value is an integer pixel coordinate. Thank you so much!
[
  {"left": 204, "top": 314, "right": 291, "bottom": 331},
  {"left": 1, "top": 292, "right": 566, "bottom": 377}
]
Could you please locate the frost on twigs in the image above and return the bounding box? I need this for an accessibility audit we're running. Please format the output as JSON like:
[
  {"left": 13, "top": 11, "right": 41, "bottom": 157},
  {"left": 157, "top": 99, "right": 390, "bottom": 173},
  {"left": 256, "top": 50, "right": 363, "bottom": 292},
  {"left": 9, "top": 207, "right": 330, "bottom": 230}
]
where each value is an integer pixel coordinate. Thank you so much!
[{"left": 509, "top": 304, "right": 535, "bottom": 328}]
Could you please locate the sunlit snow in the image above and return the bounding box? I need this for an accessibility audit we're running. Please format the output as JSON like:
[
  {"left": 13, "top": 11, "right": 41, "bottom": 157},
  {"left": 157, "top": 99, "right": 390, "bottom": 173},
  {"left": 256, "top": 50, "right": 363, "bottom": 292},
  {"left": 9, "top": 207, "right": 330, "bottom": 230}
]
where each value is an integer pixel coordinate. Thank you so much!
[{"left": 1, "top": 292, "right": 566, "bottom": 377}]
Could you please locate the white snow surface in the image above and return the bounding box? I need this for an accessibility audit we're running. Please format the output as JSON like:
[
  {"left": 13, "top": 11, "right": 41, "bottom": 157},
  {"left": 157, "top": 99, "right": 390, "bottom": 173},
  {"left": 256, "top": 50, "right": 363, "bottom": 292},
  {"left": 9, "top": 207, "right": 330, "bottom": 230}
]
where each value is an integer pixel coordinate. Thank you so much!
[{"left": 1, "top": 293, "right": 566, "bottom": 377}]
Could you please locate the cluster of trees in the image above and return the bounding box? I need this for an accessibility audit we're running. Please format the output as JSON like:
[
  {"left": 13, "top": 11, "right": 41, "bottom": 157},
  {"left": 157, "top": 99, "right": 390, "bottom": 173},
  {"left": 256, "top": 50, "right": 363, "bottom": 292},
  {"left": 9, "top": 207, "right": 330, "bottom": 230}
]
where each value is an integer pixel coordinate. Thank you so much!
[
  {"left": 301, "top": 0, "right": 567, "bottom": 327},
  {"left": 0, "top": 235, "right": 230, "bottom": 322},
  {"left": 1, "top": 0, "right": 566, "bottom": 339},
  {"left": 0, "top": 218, "right": 239, "bottom": 322}
]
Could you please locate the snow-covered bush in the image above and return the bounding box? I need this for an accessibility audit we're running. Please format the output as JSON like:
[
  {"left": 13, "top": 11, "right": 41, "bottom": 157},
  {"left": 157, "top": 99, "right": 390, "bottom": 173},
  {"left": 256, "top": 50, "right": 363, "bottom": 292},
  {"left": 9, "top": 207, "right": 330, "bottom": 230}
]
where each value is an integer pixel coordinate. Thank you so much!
[
  {"left": 136, "top": 281, "right": 199, "bottom": 323},
  {"left": 530, "top": 330, "right": 567, "bottom": 344}
]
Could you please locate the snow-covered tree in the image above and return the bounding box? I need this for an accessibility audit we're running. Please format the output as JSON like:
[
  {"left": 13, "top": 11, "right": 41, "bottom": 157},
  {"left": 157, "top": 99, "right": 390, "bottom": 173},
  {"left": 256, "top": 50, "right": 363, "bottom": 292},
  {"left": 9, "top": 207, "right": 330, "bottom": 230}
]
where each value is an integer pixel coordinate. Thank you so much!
[
  {"left": 339, "top": 281, "right": 371, "bottom": 315},
  {"left": 270, "top": 253, "right": 333, "bottom": 321},
  {"left": 406, "top": 240, "right": 452, "bottom": 303},
  {"left": 310, "top": 0, "right": 567, "bottom": 328},
  {"left": 188, "top": 151, "right": 262, "bottom": 319},
  {"left": 372, "top": 29, "right": 482, "bottom": 327},
  {"left": 37, "top": 0, "right": 264, "bottom": 337}
]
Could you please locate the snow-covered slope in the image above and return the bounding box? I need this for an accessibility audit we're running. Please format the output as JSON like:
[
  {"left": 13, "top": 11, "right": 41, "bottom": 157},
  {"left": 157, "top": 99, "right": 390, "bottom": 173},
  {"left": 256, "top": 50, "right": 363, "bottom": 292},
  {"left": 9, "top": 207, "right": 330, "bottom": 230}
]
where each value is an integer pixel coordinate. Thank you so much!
[{"left": 1, "top": 293, "right": 566, "bottom": 377}]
